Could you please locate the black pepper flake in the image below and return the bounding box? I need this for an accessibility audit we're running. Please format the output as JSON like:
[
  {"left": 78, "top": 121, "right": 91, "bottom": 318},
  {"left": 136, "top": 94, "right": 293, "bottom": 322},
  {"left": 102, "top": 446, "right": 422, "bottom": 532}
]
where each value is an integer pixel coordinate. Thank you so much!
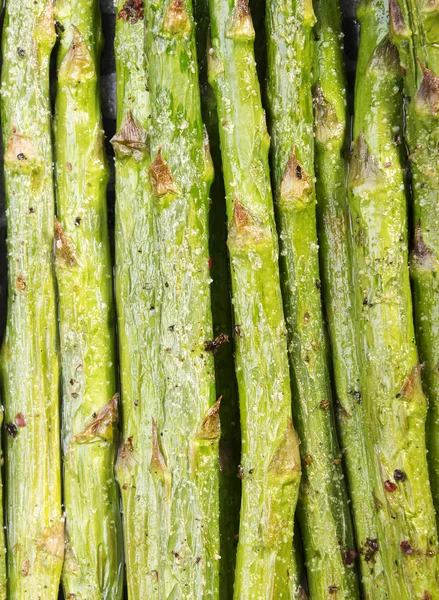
[
  {"left": 328, "top": 586, "right": 338, "bottom": 594},
  {"left": 363, "top": 538, "right": 379, "bottom": 563},
  {"left": 296, "top": 165, "right": 302, "bottom": 180},
  {"left": 75, "top": 217, "right": 81, "bottom": 227},
  {"left": 315, "top": 279, "right": 322, "bottom": 289},
  {"left": 17, "top": 153, "right": 26, "bottom": 161},
  {"left": 394, "top": 469, "right": 405, "bottom": 482},
  {"left": 17, "top": 48, "right": 25, "bottom": 57},
  {"left": 5, "top": 423, "right": 18, "bottom": 438}
]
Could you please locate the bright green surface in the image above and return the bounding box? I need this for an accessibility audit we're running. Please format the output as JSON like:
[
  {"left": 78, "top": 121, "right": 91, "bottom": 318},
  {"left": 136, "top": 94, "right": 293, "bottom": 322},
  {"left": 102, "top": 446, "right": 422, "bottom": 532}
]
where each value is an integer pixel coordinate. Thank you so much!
[
  {"left": 390, "top": 0, "right": 439, "bottom": 526},
  {"left": 208, "top": 1, "right": 301, "bottom": 598},
  {"left": 313, "top": 0, "right": 387, "bottom": 596},
  {"left": 193, "top": 0, "right": 241, "bottom": 596},
  {"left": 54, "top": 0, "right": 123, "bottom": 597},
  {"left": 0, "top": 0, "right": 62, "bottom": 596},
  {"left": 266, "top": 1, "right": 358, "bottom": 598},
  {"left": 349, "top": 1, "right": 439, "bottom": 596},
  {"left": 113, "top": 1, "right": 159, "bottom": 597},
  {"left": 144, "top": 0, "right": 220, "bottom": 596}
]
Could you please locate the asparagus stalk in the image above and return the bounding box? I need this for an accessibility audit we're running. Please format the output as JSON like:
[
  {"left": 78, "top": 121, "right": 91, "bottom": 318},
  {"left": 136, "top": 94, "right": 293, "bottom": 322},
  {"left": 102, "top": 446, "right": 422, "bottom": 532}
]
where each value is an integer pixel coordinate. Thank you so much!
[
  {"left": 53, "top": 1, "right": 123, "bottom": 596},
  {"left": 348, "top": 0, "right": 439, "bottom": 596},
  {"left": 389, "top": 0, "right": 439, "bottom": 523},
  {"left": 0, "top": 0, "right": 63, "bottom": 596},
  {"left": 193, "top": 1, "right": 241, "bottom": 596},
  {"left": 0, "top": 407, "right": 6, "bottom": 599},
  {"left": 265, "top": 1, "right": 359, "bottom": 597},
  {"left": 112, "top": 1, "right": 161, "bottom": 597},
  {"left": 144, "top": 1, "right": 221, "bottom": 596},
  {"left": 207, "top": 2, "right": 302, "bottom": 597},
  {"left": 313, "top": 0, "right": 387, "bottom": 596}
]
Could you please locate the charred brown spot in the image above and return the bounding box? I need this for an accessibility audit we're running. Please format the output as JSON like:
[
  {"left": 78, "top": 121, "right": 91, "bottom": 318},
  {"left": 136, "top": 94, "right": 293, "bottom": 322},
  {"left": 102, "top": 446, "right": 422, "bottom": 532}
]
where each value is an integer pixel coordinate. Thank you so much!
[
  {"left": 413, "top": 223, "right": 434, "bottom": 262},
  {"left": 415, "top": 62, "right": 439, "bottom": 114},
  {"left": 21, "top": 559, "right": 29, "bottom": 576},
  {"left": 424, "top": 592, "right": 433, "bottom": 600},
  {"left": 16, "top": 277, "right": 26, "bottom": 291},
  {"left": 401, "top": 364, "right": 422, "bottom": 400},
  {"left": 333, "top": 457, "right": 342, "bottom": 465},
  {"left": 389, "top": 0, "right": 410, "bottom": 37},
  {"left": 400, "top": 540, "right": 414, "bottom": 555},
  {"left": 363, "top": 538, "right": 379, "bottom": 563},
  {"left": 118, "top": 0, "right": 144, "bottom": 23},
  {"left": 38, "top": 518, "right": 65, "bottom": 559},
  {"left": 55, "top": 218, "right": 78, "bottom": 267},
  {"left": 75, "top": 395, "right": 119, "bottom": 443},
  {"left": 116, "top": 437, "right": 135, "bottom": 474},
  {"left": 150, "top": 420, "right": 170, "bottom": 484},
  {"left": 237, "top": 465, "right": 244, "bottom": 479},
  {"left": 320, "top": 399, "right": 330, "bottom": 409},
  {"left": 329, "top": 586, "right": 338, "bottom": 594},
  {"left": 163, "top": 0, "right": 191, "bottom": 35},
  {"left": 15, "top": 413, "right": 26, "bottom": 428},
  {"left": 149, "top": 148, "right": 179, "bottom": 197},
  {"left": 5, "top": 131, "right": 39, "bottom": 169},
  {"left": 152, "top": 570, "right": 159, "bottom": 581},
  {"left": 280, "top": 148, "right": 312, "bottom": 205},
  {"left": 111, "top": 110, "right": 148, "bottom": 161},
  {"left": 267, "top": 419, "right": 301, "bottom": 483},
  {"left": 232, "top": 197, "right": 250, "bottom": 229},
  {"left": 304, "top": 455, "right": 313, "bottom": 466},
  {"left": 344, "top": 549, "right": 357, "bottom": 566},
  {"left": 226, "top": 0, "right": 254, "bottom": 40},
  {"left": 197, "top": 398, "right": 221, "bottom": 440},
  {"left": 204, "top": 333, "right": 229, "bottom": 354},
  {"left": 384, "top": 480, "right": 398, "bottom": 492}
]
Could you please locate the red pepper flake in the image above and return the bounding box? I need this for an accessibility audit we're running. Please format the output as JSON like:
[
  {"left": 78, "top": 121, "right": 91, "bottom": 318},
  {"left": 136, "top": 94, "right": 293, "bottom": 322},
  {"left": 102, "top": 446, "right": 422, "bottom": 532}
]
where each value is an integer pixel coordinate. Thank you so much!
[
  {"left": 15, "top": 413, "right": 26, "bottom": 427},
  {"left": 208, "top": 257, "right": 213, "bottom": 270},
  {"left": 384, "top": 480, "right": 398, "bottom": 492},
  {"left": 118, "top": 0, "right": 144, "bottom": 23},
  {"left": 343, "top": 549, "right": 357, "bottom": 566},
  {"left": 66, "top": 162, "right": 72, "bottom": 171},
  {"left": 400, "top": 540, "right": 413, "bottom": 555}
]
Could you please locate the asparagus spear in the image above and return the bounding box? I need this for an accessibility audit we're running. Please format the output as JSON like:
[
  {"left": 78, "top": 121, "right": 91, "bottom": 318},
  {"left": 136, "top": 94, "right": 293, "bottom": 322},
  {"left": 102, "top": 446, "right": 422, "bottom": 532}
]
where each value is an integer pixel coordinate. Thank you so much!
[
  {"left": 389, "top": 0, "right": 439, "bottom": 523},
  {"left": 348, "top": 0, "right": 439, "bottom": 596},
  {"left": 144, "top": 0, "right": 221, "bottom": 596},
  {"left": 207, "top": 2, "right": 302, "bottom": 598},
  {"left": 265, "top": 1, "right": 359, "bottom": 597},
  {"left": 112, "top": 1, "right": 162, "bottom": 597},
  {"left": 53, "top": 1, "right": 123, "bottom": 596},
  {"left": 0, "top": 407, "right": 6, "bottom": 599},
  {"left": 0, "top": 0, "right": 63, "bottom": 596},
  {"left": 313, "top": 0, "right": 388, "bottom": 595},
  {"left": 193, "top": 1, "right": 241, "bottom": 596}
]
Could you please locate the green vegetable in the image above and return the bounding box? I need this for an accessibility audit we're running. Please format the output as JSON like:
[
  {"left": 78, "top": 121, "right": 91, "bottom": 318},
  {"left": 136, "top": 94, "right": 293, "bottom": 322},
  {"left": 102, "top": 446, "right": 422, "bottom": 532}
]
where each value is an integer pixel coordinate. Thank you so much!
[
  {"left": 389, "top": 0, "right": 439, "bottom": 525},
  {"left": 313, "top": 0, "right": 387, "bottom": 596},
  {"left": 112, "top": 1, "right": 160, "bottom": 597},
  {"left": 349, "top": 0, "right": 439, "bottom": 596},
  {"left": 144, "top": 0, "right": 221, "bottom": 596},
  {"left": 265, "top": 0, "right": 359, "bottom": 597},
  {"left": 53, "top": 0, "right": 123, "bottom": 596},
  {"left": 193, "top": 0, "right": 241, "bottom": 596},
  {"left": 0, "top": 0, "right": 63, "bottom": 596},
  {"left": 207, "top": 1, "right": 302, "bottom": 597}
]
